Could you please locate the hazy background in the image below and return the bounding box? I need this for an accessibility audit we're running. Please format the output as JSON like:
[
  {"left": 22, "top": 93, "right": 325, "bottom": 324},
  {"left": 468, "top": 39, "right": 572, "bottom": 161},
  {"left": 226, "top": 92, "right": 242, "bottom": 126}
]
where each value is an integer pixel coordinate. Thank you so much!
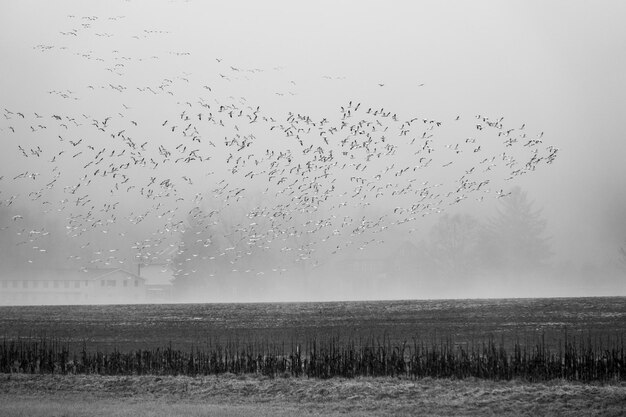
[{"left": 1, "top": 0, "right": 625, "bottom": 303}]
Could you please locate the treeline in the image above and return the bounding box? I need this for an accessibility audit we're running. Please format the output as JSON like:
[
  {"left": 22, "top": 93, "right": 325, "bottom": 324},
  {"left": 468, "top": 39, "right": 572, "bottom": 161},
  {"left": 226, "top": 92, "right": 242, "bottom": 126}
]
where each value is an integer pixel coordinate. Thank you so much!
[
  {"left": 420, "top": 186, "right": 552, "bottom": 278},
  {"left": 1, "top": 335, "right": 624, "bottom": 382}
]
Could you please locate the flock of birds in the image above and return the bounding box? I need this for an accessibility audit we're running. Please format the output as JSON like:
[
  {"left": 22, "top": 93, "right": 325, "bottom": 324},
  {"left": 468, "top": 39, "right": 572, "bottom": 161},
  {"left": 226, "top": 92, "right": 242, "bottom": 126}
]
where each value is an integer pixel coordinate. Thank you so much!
[{"left": 0, "top": 8, "right": 559, "bottom": 282}]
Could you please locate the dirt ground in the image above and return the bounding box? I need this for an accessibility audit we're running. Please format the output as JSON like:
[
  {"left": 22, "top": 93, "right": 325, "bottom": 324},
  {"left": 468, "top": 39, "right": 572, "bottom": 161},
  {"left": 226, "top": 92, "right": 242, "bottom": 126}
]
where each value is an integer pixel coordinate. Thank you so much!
[{"left": 1, "top": 374, "right": 625, "bottom": 417}]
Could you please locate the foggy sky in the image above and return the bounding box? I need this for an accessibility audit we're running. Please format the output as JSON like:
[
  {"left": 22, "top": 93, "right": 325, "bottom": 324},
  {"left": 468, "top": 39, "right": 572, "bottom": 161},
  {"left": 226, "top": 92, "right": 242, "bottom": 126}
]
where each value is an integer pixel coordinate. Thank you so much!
[{"left": 1, "top": 0, "right": 625, "bottom": 301}]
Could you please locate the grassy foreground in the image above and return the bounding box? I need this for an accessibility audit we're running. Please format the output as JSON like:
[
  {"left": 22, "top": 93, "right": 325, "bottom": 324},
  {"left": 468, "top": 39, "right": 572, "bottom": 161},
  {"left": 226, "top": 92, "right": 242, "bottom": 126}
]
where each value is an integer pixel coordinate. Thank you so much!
[{"left": 1, "top": 374, "right": 626, "bottom": 417}]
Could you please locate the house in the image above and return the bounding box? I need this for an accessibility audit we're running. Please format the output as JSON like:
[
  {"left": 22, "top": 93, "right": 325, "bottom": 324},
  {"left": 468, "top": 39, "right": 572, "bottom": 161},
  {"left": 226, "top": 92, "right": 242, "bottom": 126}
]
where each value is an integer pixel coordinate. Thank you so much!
[
  {"left": 0, "top": 267, "right": 146, "bottom": 305},
  {"left": 88, "top": 268, "right": 146, "bottom": 304}
]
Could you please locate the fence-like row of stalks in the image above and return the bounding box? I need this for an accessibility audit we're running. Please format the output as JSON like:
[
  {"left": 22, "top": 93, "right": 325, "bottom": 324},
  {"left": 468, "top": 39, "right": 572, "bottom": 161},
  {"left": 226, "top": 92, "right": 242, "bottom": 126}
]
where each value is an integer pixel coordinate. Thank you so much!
[{"left": 0, "top": 336, "right": 623, "bottom": 381}]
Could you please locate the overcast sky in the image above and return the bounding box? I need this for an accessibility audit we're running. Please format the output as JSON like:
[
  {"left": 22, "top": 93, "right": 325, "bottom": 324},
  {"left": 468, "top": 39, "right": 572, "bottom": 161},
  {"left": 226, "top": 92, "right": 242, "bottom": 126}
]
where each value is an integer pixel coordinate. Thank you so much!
[{"left": 1, "top": 0, "right": 625, "bottom": 299}]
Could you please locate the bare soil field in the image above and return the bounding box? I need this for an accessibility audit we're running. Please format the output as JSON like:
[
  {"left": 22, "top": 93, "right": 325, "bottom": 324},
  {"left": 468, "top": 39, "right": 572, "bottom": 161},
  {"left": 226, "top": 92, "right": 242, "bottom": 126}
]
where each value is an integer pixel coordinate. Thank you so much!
[
  {"left": 1, "top": 374, "right": 625, "bottom": 417},
  {"left": 2, "top": 298, "right": 625, "bottom": 352}
]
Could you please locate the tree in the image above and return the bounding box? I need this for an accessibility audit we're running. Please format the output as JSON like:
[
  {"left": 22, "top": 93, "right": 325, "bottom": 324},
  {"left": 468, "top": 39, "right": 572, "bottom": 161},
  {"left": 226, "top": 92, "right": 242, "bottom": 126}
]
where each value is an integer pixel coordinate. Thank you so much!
[
  {"left": 428, "top": 213, "right": 482, "bottom": 278},
  {"left": 482, "top": 186, "right": 552, "bottom": 272},
  {"left": 171, "top": 194, "right": 279, "bottom": 301},
  {"left": 171, "top": 210, "right": 214, "bottom": 299}
]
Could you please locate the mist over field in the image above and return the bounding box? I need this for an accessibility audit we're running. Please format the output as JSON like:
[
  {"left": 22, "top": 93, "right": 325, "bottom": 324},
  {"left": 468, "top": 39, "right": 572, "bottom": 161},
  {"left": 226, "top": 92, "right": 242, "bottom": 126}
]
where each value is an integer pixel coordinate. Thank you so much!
[{"left": 1, "top": 0, "right": 625, "bottom": 304}]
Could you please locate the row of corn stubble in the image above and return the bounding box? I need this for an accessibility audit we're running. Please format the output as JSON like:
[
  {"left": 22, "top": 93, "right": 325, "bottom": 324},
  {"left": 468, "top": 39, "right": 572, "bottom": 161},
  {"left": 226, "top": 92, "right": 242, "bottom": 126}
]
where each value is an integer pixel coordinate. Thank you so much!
[{"left": 0, "top": 334, "right": 624, "bottom": 381}]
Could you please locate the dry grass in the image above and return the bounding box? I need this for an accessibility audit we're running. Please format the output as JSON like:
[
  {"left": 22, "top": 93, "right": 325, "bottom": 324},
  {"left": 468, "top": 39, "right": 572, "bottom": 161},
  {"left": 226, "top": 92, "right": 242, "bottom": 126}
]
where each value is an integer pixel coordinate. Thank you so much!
[
  {"left": 1, "top": 374, "right": 626, "bottom": 416},
  {"left": 0, "top": 399, "right": 307, "bottom": 417}
]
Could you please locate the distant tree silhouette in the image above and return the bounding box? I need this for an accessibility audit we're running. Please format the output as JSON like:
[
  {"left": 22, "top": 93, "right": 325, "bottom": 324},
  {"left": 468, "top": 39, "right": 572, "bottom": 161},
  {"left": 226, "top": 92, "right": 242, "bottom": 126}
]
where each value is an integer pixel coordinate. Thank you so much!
[
  {"left": 171, "top": 195, "right": 277, "bottom": 301},
  {"left": 619, "top": 242, "right": 626, "bottom": 270},
  {"left": 428, "top": 213, "right": 482, "bottom": 278},
  {"left": 171, "top": 211, "right": 212, "bottom": 298},
  {"left": 482, "top": 186, "right": 552, "bottom": 272}
]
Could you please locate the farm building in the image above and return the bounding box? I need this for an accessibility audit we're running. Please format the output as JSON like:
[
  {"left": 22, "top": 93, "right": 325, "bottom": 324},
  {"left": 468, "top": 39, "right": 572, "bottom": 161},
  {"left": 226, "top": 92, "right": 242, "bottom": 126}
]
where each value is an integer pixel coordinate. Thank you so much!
[{"left": 0, "top": 267, "right": 146, "bottom": 305}]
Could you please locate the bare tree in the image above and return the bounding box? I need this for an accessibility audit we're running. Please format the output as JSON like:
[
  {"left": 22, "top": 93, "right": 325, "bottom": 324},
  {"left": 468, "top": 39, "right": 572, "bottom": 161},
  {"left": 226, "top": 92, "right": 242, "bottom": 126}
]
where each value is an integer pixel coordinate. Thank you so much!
[
  {"left": 482, "top": 186, "right": 552, "bottom": 272},
  {"left": 172, "top": 193, "right": 279, "bottom": 300},
  {"left": 619, "top": 243, "right": 626, "bottom": 269},
  {"left": 428, "top": 213, "right": 482, "bottom": 278}
]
